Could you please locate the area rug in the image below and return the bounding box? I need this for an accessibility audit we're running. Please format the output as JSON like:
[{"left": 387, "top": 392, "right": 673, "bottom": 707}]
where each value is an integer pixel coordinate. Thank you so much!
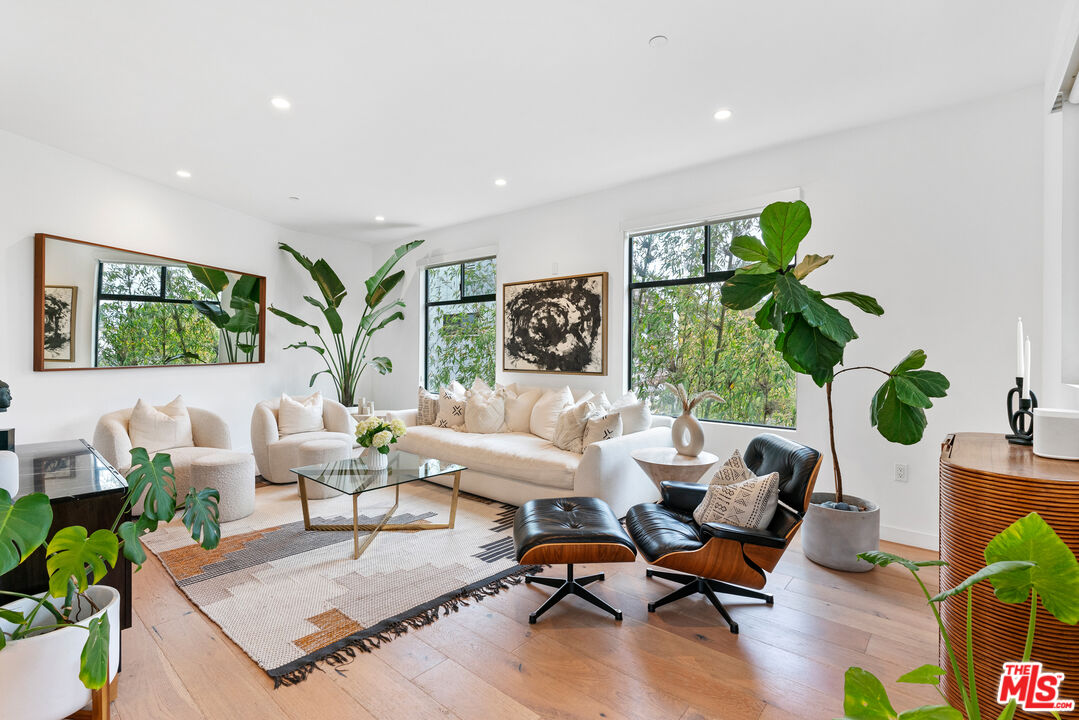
[{"left": 141, "top": 481, "right": 536, "bottom": 686}]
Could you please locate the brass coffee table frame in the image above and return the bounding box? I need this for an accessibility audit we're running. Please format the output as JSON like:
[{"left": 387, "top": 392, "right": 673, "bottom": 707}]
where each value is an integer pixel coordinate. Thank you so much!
[{"left": 297, "top": 470, "right": 462, "bottom": 559}]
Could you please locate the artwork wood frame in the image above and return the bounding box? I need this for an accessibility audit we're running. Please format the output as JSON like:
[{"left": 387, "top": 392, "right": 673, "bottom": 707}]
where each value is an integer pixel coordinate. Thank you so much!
[
  {"left": 42, "top": 285, "right": 77, "bottom": 362},
  {"left": 503, "top": 271, "right": 607, "bottom": 375}
]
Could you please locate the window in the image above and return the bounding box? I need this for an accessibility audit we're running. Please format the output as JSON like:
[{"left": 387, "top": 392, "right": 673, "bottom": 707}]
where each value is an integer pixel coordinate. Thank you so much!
[
  {"left": 628, "top": 214, "right": 797, "bottom": 428},
  {"left": 95, "top": 261, "right": 220, "bottom": 367},
  {"left": 424, "top": 257, "right": 497, "bottom": 389}
]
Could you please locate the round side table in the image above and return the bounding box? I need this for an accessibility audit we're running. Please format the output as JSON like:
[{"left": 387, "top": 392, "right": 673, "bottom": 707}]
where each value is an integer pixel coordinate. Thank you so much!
[{"left": 631, "top": 447, "right": 720, "bottom": 491}]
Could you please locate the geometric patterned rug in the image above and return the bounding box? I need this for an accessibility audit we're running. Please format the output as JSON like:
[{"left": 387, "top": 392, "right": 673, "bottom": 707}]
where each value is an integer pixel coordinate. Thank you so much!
[{"left": 140, "top": 481, "right": 536, "bottom": 686}]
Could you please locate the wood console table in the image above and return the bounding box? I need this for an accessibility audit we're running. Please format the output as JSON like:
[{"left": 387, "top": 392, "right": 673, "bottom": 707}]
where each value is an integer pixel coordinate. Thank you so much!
[{"left": 939, "top": 433, "right": 1079, "bottom": 718}]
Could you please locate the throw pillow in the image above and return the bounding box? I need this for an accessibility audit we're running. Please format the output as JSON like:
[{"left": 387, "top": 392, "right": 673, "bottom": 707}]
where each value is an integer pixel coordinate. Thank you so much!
[
  {"left": 465, "top": 387, "right": 507, "bottom": 433},
  {"left": 582, "top": 411, "right": 623, "bottom": 448},
  {"left": 278, "top": 392, "right": 326, "bottom": 435},
  {"left": 608, "top": 391, "right": 652, "bottom": 434},
  {"left": 529, "top": 386, "right": 573, "bottom": 441},
  {"left": 593, "top": 391, "right": 613, "bottom": 411},
  {"left": 130, "top": 395, "right": 194, "bottom": 454},
  {"left": 435, "top": 386, "right": 466, "bottom": 429},
  {"left": 708, "top": 448, "right": 755, "bottom": 485},
  {"left": 692, "top": 469, "right": 780, "bottom": 530},
  {"left": 504, "top": 388, "right": 542, "bottom": 432},
  {"left": 469, "top": 377, "right": 493, "bottom": 397},
  {"left": 552, "top": 398, "right": 595, "bottom": 453},
  {"left": 417, "top": 386, "right": 439, "bottom": 425}
]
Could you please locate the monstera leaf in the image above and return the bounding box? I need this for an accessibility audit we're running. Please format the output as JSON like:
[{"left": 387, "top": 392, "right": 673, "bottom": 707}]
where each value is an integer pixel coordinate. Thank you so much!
[
  {"left": 116, "top": 520, "right": 148, "bottom": 568},
  {"left": 79, "top": 615, "right": 111, "bottom": 690},
  {"left": 45, "top": 527, "right": 118, "bottom": 597},
  {"left": 870, "top": 350, "right": 950, "bottom": 445},
  {"left": 126, "top": 448, "right": 177, "bottom": 525},
  {"left": 984, "top": 512, "right": 1079, "bottom": 624},
  {"left": 0, "top": 490, "right": 52, "bottom": 574},
  {"left": 182, "top": 487, "right": 221, "bottom": 550}
]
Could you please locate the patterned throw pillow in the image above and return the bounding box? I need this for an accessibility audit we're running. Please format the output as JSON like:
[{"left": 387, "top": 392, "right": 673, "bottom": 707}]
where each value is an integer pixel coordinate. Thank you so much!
[
  {"left": 465, "top": 387, "right": 507, "bottom": 433},
  {"left": 582, "top": 411, "right": 622, "bottom": 448},
  {"left": 693, "top": 466, "right": 780, "bottom": 530},
  {"left": 434, "top": 386, "right": 466, "bottom": 429},
  {"left": 417, "top": 386, "right": 439, "bottom": 425},
  {"left": 707, "top": 448, "right": 755, "bottom": 485},
  {"left": 552, "top": 399, "right": 595, "bottom": 453}
]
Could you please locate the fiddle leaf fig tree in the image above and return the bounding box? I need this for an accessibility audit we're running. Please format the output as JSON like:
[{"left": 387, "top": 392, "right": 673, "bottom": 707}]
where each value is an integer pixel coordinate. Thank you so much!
[
  {"left": 720, "top": 200, "right": 949, "bottom": 503},
  {"left": 269, "top": 239, "right": 424, "bottom": 405}
]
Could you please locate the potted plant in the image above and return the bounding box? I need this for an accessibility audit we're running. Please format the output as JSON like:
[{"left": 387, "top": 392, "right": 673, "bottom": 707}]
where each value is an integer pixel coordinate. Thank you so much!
[
  {"left": 0, "top": 447, "right": 221, "bottom": 720},
  {"left": 269, "top": 239, "right": 425, "bottom": 406},
  {"left": 355, "top": 417, "right": 408, "bottom": 470},
  {"left": 720, "top": 200, "right": 949, "bottom": 572},
  {"left": 838, "top": 512, "right": 1079, "bottom": 719}
]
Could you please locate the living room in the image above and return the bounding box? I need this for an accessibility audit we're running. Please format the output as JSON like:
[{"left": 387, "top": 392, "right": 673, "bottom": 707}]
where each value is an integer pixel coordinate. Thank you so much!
[{"left": 2, "top": 3, "right": 1078, "bottom": 719}]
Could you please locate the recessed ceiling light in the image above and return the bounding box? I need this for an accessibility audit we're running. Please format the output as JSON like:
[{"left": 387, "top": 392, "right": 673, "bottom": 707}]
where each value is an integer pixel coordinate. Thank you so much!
[
  {"left": 713, "top": 108, "right": 733, "bottom": 121},
  {"left": 374, "top": 215, "right": 385, "bottom": 222},
  {"left": 494, "top": 178, "right": 507, "bottom": 187},
  {"left": 176, "top": 169, "right": 191, "bottom": 179},
  {"left": 270, "top": 96, "right": 292, "bottom": 111},
  {"left": 288, "top": 196, "right": 300, "bottom": 201},
  {"left": 648, "top": 35, "right": 668, "bottom": 48}
]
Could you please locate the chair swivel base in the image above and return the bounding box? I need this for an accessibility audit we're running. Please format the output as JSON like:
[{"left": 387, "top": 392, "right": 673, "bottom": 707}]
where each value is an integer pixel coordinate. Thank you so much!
[
  {"left": 645, "top": 568, "right": 774, "bottom": 634},
  {"left": 524, "top": 563, "right": 623, "bottom": 624}
]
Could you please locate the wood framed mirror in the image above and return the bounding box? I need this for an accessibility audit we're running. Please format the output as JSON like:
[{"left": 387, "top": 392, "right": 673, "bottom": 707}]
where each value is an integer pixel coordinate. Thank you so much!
[{"left": 34, "top": 233, "right": 266, "bottom": 371}]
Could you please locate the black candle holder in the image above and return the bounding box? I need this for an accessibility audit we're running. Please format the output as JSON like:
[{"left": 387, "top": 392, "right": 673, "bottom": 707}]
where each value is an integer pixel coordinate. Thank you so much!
[{"left": 1006, "top": 376, "right": 1038, "bottom": 445}]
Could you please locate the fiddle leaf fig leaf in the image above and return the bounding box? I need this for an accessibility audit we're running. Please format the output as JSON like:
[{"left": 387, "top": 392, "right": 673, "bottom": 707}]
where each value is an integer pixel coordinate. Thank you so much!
[
  {"left": 126, "top": 448, "right": 177, "bottom": 523},
  {"left": 892, "top": 376, "right": 933, "bottom": 409},
  {"left": 801, "top": 291, "right": 857, "bottom": 346},
  {"left": 891, "top": 349, "right": 928, "bottom": 374},
  {"left": 823, "top": 291, "right": 885, "bottom": 316},
  {"left": 79, "top": 614, "right": 111, "bottom": 690},
  {"left": 791, "top": 253, "right": 833, "bottom": 280},
  {"left": 0, "top": 490, "right": 52, "bottom": 575},
  {"left": 773, "top": 273, "right": 811, "bottom": 314},
  {"left": 903, "top": 370, "right": 950, "bottom": 399},
  {"left": 840, "top": 667, "right": 898, "bottom": 719},
  {"left": 730, "top": 235, "right": 771, "bottom": 263},
  {"left": 721, "top": 272, "right": 777, "bottom": 311},
  {"left": 45, "top": 527, "right": 118, "bottom": 597},
  {"left": 760, "top": 200, "right": 811, "bottom": 268},
  {"left": 870, "top": 379, "right": 926, "bottom": 445},
  {"left": 897, "top": 665, "right": 948, "bottom": 686},
  {"left": 780, "top": 314, "right": 843, "bottom": 387},
  {"left": 182, "top": 487, "right": 221, "bottom": 550},
  {"left": 984, "top": 512, "right": 1079, "bottom": 624}
]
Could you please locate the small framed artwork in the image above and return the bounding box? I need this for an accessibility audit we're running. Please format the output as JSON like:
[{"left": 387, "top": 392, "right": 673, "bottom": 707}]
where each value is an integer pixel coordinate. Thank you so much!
[
  {"left": 503, "top": 272, "right": 607, "bottom": 375},
  {"left": 43, "top": 285, "right": 77, "bottom": 362}
]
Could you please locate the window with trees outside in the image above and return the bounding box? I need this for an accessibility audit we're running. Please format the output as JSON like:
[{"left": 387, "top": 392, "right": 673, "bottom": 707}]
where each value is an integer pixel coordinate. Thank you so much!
[
  {"left": 95, "top": 261, "right": 220, "bottom": 367},
  {"left": 425, "top": 257, "right": 497, "bottom": 389},
  {"left": 629, "top": 214, "right": 797, "bottom": 428}
]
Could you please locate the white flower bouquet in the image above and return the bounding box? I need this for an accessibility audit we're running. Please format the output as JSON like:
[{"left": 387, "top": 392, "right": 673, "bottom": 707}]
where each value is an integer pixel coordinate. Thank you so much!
[{"left": 356, "top": 417, "right": 407, "bottom": 454}]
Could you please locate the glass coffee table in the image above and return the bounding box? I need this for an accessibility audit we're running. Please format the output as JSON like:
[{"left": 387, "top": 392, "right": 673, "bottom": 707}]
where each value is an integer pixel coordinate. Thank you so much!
[{"left": 291, "top": 451, "right": 465, "bottom": 559}]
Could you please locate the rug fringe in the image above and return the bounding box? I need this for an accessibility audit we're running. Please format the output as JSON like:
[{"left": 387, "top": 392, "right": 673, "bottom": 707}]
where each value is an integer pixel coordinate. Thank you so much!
[{"left": 272, "top": 565, "right": 539, "bottom": 688}]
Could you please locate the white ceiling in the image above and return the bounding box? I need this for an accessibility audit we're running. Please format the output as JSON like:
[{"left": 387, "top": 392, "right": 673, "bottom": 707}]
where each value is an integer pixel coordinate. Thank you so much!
[{"left": 0, "top": 1, "right": 1067, "bottom": 242}]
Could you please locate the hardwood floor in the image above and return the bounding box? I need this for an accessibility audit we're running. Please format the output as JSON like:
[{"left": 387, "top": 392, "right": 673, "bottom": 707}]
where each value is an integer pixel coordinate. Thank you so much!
[{"left": 111, "top": 491, "right": 943, "bottom": 720}]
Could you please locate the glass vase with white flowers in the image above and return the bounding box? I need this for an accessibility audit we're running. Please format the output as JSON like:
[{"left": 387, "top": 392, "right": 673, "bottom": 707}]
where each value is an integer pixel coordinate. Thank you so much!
[{"left": 355, "top": 417, "right": 407, "bottom": 470}]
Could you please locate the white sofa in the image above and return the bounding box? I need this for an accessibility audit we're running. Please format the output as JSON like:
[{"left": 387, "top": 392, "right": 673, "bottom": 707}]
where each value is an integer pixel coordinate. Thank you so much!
[
  {"left": 250, "top": 395, "right": 357, "bottom": 484},
  {"left": 386, "top": 409, "right": 674, "bottom": 517}
]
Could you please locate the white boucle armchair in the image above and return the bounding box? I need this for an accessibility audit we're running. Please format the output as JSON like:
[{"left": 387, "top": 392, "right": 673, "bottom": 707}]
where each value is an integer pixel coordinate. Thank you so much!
[
  {"left": 93, "top": 406, "right": 232, "bottom": 473},
  {"left": 250, "top": 395, "right": 357, "bottom": 484}
]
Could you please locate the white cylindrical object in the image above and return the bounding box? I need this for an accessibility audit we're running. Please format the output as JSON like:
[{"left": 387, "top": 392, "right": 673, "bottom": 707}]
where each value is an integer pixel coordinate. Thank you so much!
[
  {"left": 1024, "top": 337, "right": 1032, "bottom": 399},
  {"left": 1017, "top": 317, "right": 1024, "bottom": 377},
  {"left": 0, "top": 450, "right": 18, "bottom": 496},
  {"left": 1033, "top": 408, "right": 1079, "bottom": 462}
]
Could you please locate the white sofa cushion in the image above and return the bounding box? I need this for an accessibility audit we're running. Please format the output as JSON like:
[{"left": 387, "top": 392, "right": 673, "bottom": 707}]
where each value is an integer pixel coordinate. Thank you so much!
[
  {"left": 552, "top": 398, "right": 595, "bottom": 454},
  {"left": 130, "top": 396, "right": 194, "bottom": 454},
  {"left": 267, "top": 430, "right": 355, "bottom": 487},
  {"left": 395, "top": 426, "right": 579, "bottom": 490},
  {"left": 529, "top": 386, "right": 574, "bottom": 441},
  {"left": 609, "top": 391, "right": 652, "bottom": 434},
  {"left": 278, "top": 392, "right": 326, "bottom": 435},
  {"left": 504, "top": 388, "right": 542, "bottom": 432},
  {"left": 464, "top": 390, "right": 507, "bottom": 433}
]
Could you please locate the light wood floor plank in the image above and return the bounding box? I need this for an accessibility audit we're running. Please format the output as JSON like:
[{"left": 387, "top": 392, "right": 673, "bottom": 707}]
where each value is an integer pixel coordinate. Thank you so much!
[{"left": 414, "top": 658, "right": 542, "bottom": 720}]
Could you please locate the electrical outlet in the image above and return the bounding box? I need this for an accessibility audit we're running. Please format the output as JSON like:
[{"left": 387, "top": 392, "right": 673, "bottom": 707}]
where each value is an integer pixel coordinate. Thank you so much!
[{"left": 894, "top": 463, "right": 908, "bottom": 483}]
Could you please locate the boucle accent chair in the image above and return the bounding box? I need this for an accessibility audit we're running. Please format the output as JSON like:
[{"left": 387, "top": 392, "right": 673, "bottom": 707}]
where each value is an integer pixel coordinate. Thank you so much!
[{"left": 250, "top": 395, "right": 356, "bottom": 485}]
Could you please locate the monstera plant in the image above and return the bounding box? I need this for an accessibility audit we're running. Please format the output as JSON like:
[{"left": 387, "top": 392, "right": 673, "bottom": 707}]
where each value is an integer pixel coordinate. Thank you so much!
[
  {"left": 839, "top": 513, "right": 1079, "bottom": 720},
  {"left": 720, "top": 200, "right": 950, "bottom": 570},
  {"left": 269, "top": 239, "right": 424, "bottom": 406},
  {"left": 0, "top": 448, "right": 220, "bottom": 698},
  {"left": 188, "top": 266, "right": 262, "bottom": 363}
]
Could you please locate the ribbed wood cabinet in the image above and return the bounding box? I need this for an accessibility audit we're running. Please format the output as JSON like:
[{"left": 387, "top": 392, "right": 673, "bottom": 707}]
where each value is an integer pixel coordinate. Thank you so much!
[{"left": 939, "top": 433, "right": 1079, "bottom": 718}]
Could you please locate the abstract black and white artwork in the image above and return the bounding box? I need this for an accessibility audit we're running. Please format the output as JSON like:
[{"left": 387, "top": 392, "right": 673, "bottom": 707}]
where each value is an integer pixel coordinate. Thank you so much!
[
  {"left": 43, "top": 285, "right": 77, "bottom": 362},
  {"left": 503, "top": 272, "right": 606, "bottom": 374}
]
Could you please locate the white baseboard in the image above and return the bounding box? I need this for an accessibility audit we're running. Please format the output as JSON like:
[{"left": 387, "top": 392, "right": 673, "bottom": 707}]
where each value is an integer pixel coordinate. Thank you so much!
[{"left": 881, "top": 524, "right": 939, "bottom": 551}]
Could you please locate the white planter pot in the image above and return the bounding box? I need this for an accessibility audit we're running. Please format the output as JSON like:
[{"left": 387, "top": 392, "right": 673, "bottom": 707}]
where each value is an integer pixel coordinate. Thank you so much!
[
  {"left": 364, "top": 447, "right": 388, "bottom": 471},
  {"left": 801, "top": 492, "right": 880, "bottom": 573},
  {"left": 0, "top": 585, "right": 120, "bottom": 720}
]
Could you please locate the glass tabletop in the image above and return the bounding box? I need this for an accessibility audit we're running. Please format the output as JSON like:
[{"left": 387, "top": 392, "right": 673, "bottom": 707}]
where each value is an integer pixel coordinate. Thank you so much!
[{"left": 291, "top": 450, "right": 465, "bottom": 495}]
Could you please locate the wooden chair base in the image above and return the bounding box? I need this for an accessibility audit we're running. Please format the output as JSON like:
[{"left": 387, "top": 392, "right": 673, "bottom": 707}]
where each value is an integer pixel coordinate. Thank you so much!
[{"left": 645, "top": 568, "right": 773, "bottom": 634}]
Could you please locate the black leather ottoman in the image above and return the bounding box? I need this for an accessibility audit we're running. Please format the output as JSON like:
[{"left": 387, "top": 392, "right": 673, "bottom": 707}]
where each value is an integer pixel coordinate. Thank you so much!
[{"left": 513, "top": 497, "right": 637, "bottom": 624}]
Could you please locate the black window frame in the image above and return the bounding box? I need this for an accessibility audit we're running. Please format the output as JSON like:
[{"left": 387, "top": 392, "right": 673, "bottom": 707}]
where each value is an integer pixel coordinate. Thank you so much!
[
  {"left": 94, "top": 260, "right": 219, "bottom": 367},
  {"left": 423, "top": 256, "right": 497, "bottom": 390},
  {"left": 627, "top": 212, "right": 797, "bottom": 429}
]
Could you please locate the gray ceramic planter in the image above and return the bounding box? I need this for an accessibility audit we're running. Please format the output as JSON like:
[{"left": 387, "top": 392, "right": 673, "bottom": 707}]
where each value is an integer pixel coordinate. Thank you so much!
[{"left": 802, "top": 492, "right": 880, "bottom": 572}]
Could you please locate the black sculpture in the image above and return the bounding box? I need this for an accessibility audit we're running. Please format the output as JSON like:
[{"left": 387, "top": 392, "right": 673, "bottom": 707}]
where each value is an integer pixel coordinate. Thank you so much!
[{"left": 0, "top": 380, "right": 10, "bottom": 413}]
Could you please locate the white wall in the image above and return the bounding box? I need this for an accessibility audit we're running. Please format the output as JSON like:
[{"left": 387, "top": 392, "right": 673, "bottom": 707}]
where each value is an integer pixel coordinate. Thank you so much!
[
  {"left": 371, "top": 87, "right": 1047, "bottom": 550},
  {"left": 0, "top": 128, "right": 373, "bottom": 451}
]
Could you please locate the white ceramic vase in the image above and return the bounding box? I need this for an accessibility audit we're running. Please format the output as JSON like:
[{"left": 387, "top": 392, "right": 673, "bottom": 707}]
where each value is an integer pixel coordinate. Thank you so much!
[
  {"left": 0, "top": 585, "right": 120, "bottom": 720},
  {"left": 365, "top": 447, "right": 389, "bottom": 470},
  {"left": 671, "top": 411, "right": 705, "bottom": 457},
  {"left": 0, "top": 450, "right": 18, "bottom": 496}
]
